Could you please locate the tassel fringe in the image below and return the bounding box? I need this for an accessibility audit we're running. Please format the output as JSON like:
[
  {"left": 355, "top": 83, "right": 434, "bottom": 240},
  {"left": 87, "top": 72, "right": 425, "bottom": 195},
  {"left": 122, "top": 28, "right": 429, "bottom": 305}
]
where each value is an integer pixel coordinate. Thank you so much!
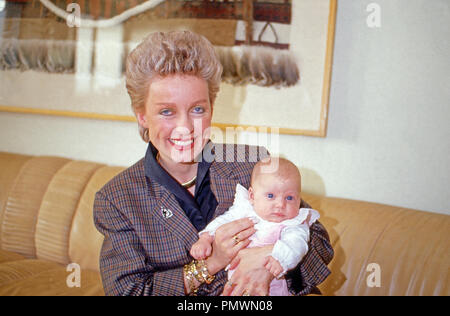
[
  {"left": 216, "top": 45, "right": 300, "bottom": 88},
  {"left": 0, "top": 39, "right": 299, "bottom": 87},
  {"left": 0, "top": 38, "right": 75, "bottom": 73}
]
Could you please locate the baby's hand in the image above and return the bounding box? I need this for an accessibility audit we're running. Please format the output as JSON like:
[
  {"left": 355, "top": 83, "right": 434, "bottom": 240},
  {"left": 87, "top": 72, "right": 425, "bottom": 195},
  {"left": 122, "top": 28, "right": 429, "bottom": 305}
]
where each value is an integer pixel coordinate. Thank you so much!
[
  {"left": 264, "top": 256, "right": 284, "bottom": 278},
  {"left": 190, "top": 239, "right": 212, "bottom": 260}
]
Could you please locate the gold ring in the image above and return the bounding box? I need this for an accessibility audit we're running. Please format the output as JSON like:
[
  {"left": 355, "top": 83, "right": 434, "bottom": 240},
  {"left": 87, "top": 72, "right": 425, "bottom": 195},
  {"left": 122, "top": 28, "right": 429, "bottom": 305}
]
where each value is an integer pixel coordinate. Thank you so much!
[
  {"left": 242, "top": 289, "right": 250, "bottom": 296},
  {"left": 233, "top": 234, "right": 240, "bottom": 245},
  {"left": 228, "top": 280, "right": 234, "bottom": 287}
]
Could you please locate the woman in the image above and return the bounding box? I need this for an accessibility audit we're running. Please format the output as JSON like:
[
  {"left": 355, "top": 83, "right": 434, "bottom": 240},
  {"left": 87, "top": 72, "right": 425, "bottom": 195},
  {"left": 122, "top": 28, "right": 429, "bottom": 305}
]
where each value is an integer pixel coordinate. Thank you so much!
[{"left": 93, "top": 31, "right": 333, "bottom": 296}]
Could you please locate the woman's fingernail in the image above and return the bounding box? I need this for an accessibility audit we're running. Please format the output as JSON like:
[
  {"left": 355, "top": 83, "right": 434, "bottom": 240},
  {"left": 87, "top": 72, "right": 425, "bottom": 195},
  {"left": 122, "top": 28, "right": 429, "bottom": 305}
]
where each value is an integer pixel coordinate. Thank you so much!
[{"left": 249, "top": 217, "right": 259, "bottom": 224}]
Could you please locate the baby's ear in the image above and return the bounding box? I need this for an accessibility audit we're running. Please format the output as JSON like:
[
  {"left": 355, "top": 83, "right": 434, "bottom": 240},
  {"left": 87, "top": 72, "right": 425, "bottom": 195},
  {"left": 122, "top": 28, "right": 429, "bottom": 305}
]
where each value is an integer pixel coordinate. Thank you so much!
[{"left": 248, "top": 187, "right": 255, "bottom": 205}]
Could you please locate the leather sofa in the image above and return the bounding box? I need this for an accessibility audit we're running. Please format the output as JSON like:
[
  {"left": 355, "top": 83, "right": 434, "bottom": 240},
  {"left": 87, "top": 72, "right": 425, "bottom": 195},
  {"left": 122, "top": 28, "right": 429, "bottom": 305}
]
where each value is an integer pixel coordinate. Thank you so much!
[{"left": 0, "top": 152, "right": 448, "bottom": 296}]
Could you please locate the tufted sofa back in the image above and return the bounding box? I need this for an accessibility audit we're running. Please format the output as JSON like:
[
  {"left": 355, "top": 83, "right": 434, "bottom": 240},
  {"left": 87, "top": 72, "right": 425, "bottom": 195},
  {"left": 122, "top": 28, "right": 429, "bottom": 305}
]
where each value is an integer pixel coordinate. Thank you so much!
[{"left": 0, "top": 152, "right": 124, "bottom": 272}]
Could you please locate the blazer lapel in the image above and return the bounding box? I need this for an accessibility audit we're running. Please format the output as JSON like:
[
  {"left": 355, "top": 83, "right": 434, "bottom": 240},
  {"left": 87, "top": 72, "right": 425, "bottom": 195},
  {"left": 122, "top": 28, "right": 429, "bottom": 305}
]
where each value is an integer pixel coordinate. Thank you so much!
[
  {"left": 209, "top": 143, "right": 262, "bottom": 219},
  {"left": 148, "top": 180, "right": 199, "bottom": 250},
  {"left": 209, "top": 160, "right": 240, "bottom": 219}
]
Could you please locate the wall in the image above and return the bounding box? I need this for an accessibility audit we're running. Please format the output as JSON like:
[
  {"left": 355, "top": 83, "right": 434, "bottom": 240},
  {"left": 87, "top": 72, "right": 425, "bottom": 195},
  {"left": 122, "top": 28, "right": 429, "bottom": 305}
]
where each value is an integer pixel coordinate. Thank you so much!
[{"left": 0, "top": 0, "right": 449, "bottom": 214}]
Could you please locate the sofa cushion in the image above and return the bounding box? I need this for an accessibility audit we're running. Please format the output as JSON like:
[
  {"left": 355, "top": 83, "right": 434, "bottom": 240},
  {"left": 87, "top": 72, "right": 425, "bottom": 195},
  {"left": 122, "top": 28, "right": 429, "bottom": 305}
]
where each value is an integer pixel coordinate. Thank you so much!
[
  {"left": 0, "top": 258, "right": 104, "bottom": 296},
  {"left": 0, "top": 248, "right": 26, "bottom": 264},
  {"left": 0, "top": 259, "right": 62, "bottom": 284}
]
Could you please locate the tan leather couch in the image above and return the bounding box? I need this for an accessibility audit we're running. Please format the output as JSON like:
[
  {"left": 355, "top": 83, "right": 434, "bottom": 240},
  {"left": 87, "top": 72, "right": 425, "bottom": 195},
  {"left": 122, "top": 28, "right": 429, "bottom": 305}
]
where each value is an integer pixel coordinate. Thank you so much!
[{"left": 0, "top": 152, "right": 448, "bottom": 296}]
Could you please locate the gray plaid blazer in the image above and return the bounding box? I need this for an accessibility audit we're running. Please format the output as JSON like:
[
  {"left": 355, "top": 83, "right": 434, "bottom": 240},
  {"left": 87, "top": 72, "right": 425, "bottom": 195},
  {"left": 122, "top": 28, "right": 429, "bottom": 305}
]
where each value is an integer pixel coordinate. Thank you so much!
[{"left": 94, "top": 144, "right": 333, "bottom": 296}]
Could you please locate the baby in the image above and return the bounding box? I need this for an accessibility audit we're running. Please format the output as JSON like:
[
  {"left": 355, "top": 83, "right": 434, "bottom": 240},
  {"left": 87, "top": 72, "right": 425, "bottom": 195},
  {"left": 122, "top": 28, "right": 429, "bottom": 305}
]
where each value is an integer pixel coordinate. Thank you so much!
[{"left": 190, "top": 157, "right": 320, "bottom": 296}]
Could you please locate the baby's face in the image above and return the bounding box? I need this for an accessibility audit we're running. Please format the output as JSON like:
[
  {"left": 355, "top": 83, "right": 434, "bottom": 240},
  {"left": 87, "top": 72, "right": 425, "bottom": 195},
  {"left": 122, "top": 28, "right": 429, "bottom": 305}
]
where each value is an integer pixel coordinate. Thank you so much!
[{"left": 248, "top": 173, "right": 301, "bottom": 223}]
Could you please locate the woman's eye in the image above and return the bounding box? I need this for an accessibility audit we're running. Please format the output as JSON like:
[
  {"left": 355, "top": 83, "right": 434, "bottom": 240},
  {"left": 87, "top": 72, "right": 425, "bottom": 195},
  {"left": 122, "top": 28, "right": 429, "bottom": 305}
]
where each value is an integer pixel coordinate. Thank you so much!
[
  {"left": 160, "top": 109, "right": 172, "bottom": 116},
  {"left": 192, "top": 106, "right": 205, "bottom": 114},
  {"left": 267, "top": 193, "right": 274, "bottom": 199},
  {"left": 286, "top": 196, "right": 293, "bottom": 201}
]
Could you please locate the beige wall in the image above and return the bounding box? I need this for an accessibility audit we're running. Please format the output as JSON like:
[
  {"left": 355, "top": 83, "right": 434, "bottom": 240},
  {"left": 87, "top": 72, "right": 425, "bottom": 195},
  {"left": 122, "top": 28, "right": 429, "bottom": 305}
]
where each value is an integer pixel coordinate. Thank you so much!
[{"left": 0, "top": 0, "right": 449, "bottom": 215}]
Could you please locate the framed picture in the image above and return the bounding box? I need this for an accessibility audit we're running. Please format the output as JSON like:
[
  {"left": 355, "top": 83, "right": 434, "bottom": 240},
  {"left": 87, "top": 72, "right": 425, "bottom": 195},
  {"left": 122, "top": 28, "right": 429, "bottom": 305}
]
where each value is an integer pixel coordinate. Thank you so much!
[{"left": 0, "top": 0, "right": 336, "bottom": 137}]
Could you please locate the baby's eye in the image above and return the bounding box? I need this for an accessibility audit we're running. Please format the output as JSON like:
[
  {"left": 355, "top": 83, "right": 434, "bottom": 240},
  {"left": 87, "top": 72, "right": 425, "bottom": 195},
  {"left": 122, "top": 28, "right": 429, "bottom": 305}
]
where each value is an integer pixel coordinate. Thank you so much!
[
  {"left": 286, "top": 196, "right": 293, "bottom": 201},
  {"left": 267, "top": 193, "right": 274, "bottom": 199}
]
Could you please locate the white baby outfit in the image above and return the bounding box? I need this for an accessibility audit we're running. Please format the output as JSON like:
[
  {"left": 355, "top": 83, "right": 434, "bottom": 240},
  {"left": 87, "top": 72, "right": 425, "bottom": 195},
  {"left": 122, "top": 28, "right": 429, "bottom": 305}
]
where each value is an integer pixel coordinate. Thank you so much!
[{"left": 199, "top": 184, "right": 320, "bottom": 296}]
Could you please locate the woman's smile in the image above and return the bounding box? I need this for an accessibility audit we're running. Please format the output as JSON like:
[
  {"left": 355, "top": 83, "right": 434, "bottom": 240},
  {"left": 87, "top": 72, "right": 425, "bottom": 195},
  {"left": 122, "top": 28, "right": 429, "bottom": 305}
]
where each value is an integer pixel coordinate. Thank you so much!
[{"left": 168, "top": 137, "right": 195, "bottom": 150}]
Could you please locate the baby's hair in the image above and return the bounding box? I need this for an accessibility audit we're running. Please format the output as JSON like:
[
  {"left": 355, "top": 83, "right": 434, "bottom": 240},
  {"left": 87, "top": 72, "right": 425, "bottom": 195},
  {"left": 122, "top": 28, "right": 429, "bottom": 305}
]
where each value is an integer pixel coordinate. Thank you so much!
[{"left": 251, "top": 157, "right": 302, "bottom": 191}]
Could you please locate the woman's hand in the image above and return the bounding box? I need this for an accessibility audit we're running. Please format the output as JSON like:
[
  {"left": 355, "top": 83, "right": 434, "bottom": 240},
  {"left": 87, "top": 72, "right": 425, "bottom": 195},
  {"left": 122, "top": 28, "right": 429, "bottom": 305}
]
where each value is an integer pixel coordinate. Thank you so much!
[
  {"left": 222, "top": 246, "right": 275, "bottom": 296},
  {"left": 205, "top": 218, "right": 256, "bottom": 275}
]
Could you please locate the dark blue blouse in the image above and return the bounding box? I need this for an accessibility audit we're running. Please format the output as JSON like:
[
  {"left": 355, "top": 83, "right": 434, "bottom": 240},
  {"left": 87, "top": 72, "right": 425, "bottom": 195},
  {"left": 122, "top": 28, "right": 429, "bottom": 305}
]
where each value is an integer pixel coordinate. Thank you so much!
[{"left": 144, "top": 141, "right": 218, "bottom": 232}]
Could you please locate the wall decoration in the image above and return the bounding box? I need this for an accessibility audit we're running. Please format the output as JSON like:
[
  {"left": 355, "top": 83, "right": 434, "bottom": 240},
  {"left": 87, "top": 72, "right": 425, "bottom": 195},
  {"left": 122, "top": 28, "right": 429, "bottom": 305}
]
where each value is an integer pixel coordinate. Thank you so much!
[{"left": 0, "top": 0, "right": 336, "bottom": 136}]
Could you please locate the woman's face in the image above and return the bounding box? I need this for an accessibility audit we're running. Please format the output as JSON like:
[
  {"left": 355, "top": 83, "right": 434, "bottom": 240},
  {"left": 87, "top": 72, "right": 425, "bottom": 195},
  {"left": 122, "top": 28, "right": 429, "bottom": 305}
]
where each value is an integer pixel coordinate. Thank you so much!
[{"left": 137, "top": 74, "right": 212, "bottom": 164}]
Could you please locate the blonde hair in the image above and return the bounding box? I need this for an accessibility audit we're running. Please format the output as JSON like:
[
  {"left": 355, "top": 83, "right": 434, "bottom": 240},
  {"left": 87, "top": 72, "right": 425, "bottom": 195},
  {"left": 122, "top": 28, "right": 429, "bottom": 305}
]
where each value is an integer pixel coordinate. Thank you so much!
[{"left": 125, "top": 31, "right": 223, "bottom": 142}]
